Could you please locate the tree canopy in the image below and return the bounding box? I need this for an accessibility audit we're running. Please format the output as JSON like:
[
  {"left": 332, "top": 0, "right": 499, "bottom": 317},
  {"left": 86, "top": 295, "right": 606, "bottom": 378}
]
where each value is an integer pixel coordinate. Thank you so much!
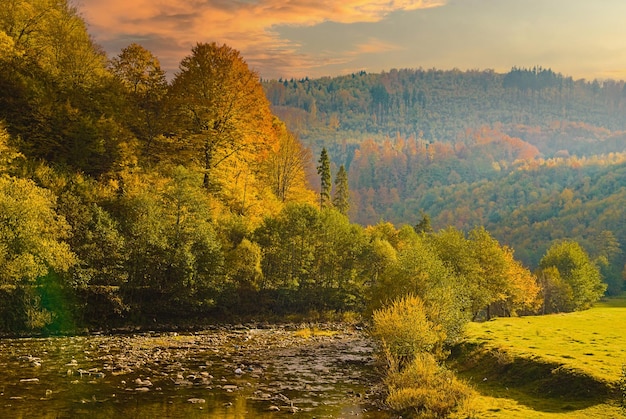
[
  {"left": 170, "top": 42, "right": 275, "bottom": 190},
  {"left": 539, "top": 240, "right": 606, "bottom": 312}
]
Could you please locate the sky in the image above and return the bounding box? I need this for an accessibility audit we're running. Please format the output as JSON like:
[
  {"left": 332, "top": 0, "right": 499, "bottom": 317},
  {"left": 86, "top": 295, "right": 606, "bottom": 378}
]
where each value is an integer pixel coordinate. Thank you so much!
[{"left": 79, "top": 0, "right": 626, "bottom": 81}]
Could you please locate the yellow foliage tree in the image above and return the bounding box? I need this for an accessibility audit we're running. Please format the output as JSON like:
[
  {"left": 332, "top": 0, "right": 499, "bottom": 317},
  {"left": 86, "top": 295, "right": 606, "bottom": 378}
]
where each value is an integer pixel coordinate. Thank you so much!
[
  {"left": 263, "top": 118, "right": 316, "bottom": 205},
  {"left": 169, "top": 42, "right": 275, "bottom": 192},
  {"left": 0, "top": 176, "right": 76, "bottom": 285}
]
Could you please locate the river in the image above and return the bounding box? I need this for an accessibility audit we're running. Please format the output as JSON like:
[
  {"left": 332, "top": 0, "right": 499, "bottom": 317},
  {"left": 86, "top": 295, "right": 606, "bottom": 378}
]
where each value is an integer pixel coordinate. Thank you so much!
[{"left": 0, "top": 325, "right": 392, "bottom": 418}]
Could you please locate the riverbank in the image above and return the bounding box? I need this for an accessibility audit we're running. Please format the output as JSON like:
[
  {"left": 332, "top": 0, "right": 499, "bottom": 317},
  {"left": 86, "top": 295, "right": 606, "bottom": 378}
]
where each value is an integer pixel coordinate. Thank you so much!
[{"left": 0, "top": 324, "right": 391, "bottom": 418}]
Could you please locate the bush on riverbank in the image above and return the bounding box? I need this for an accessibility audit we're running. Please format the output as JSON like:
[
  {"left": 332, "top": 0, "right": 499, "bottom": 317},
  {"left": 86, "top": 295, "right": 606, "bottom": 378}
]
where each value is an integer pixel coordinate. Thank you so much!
[
  {"left": 385, "top": 353, "right": 474, "bottom": 418},
  {"left": 372, "top": 294, "right": 474, "bottom": 417}
]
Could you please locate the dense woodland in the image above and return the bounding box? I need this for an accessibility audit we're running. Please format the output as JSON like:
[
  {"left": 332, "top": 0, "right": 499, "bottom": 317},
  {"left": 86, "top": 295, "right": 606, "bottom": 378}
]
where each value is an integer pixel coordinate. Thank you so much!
[
  {"left": 263, "top": 65, "right": 626, "bottom": 297},
  {"left": 0, "top": 0, "right": 612, "bottom": 352}
]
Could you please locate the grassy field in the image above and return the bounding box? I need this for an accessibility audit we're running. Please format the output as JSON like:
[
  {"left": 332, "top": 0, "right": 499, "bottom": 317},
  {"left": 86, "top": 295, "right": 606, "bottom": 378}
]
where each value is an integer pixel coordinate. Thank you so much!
[{"left": 449, "top": 296, "right": 626, "bottom": 418}]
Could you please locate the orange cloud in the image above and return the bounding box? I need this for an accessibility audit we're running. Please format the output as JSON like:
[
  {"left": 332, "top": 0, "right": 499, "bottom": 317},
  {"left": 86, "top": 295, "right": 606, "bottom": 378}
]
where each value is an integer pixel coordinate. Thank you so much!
[
  {"left": 352, "top": 38, "right": 404, "bottom": 55},
  {"left": 80, "top": 0, "right": 445, "bottom": 78}
]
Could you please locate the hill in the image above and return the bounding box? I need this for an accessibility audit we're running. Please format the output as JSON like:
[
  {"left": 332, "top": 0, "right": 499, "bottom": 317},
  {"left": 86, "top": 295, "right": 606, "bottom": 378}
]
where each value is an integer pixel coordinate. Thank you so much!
[{"left": 263, "top": 69, "right": 626, "bottom": 292}]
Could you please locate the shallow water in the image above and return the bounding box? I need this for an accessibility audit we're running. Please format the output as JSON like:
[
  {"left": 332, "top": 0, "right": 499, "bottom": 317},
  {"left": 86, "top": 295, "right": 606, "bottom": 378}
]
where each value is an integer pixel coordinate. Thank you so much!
[{"left": 0, "top": 327, "right": 391, "bottom": 418}]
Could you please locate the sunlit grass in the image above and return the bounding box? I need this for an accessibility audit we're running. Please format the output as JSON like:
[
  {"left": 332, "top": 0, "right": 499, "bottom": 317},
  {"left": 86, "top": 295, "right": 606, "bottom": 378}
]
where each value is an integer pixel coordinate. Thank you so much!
[
  {"left": 464, "top": 296, "right": 626, "bottom": 382},
  {"left": 450, "top": 295, "right": 626, "bottom": 418},
  {"left": 451, "top": 394, "right": 623, "bottom": 418}
]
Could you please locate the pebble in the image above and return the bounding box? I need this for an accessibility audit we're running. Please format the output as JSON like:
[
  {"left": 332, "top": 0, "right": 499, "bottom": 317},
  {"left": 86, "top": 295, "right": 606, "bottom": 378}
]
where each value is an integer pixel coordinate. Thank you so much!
[
  {"left": 134, "top": 378, "right": 153, "bottom": 387},
  {"left": 187, "top": 398, "right": 206, "bottom": 404}
]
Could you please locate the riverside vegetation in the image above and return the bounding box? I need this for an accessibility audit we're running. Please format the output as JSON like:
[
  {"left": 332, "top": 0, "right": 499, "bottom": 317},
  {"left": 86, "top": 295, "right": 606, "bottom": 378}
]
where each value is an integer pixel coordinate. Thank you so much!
[{"left": 1, "top": 1, "right": 625, "bottom": 417}]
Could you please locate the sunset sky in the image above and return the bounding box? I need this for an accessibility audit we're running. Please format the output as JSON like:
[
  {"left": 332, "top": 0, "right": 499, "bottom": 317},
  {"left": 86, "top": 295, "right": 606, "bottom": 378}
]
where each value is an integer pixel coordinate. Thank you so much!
[{"left": 80, "top": 0, "right": 626, "bottom": 81}]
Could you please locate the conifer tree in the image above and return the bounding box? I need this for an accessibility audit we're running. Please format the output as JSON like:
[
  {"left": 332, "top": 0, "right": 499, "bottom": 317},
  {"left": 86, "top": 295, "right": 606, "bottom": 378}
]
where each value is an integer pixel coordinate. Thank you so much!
[
  {"left": 414, "top": 210, "right": 433, "bottom": 234},
  {"left": 317, "top": 147, "right": 331, "bottom": 209},
  {"left": 333, "top": 164, "right": 350, "bottom": 215}
]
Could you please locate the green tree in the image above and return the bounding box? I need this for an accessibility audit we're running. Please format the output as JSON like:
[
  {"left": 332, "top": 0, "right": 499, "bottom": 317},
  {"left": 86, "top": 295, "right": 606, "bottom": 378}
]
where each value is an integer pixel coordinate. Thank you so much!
[
  {"left": 539, "top": 240, "right": 606, "bottom": 311},
  {"left": 413, "top": 210, "right": 433, "bottom": 234},
  {"left": 254, "top": 203, "right": 368, "bottom": 311},
  {"left": 169, "top": 42, "right": 274, "bottom": 190},
  {"left": 57, "top": 177, "right": 127, "bottom": 287},
  {"left": 109, "top": 43, "right": 168, "bottom": 163},
  {"left": 0, "top": 176, "right": 76, "bottom": 286},
  {"left": 333, "top": 164, "right": 350, "bottom": 215},
  {"left": 538, "top": 266, "right": 574, "bottom": 313},
  {"left": 117, "top": 167, "right": 224, "bottom": 319},
  {"left": 254, "top": 203, "right": 321, "bottom": 308},
  {"left": 428, "top": 227, "right": 484, "bottom": 317},
  {"left": 317, "top": 147, "right": 331, "bottom": 209},
  {"left": 0, "top": 175, "right": 77, "bottom": 330}
]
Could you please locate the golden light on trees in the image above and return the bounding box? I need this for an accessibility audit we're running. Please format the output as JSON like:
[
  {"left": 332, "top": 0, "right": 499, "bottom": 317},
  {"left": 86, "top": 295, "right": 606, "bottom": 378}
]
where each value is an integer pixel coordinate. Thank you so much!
[{"left": 169, "top": 42, "right": 274, "bottom": 191}]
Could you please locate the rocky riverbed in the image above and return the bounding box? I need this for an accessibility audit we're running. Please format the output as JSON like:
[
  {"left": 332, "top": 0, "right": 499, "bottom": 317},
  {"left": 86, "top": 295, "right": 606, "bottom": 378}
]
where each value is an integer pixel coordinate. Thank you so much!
[{"left": 0, "top": 324, "right": 391, "bottom": 418}]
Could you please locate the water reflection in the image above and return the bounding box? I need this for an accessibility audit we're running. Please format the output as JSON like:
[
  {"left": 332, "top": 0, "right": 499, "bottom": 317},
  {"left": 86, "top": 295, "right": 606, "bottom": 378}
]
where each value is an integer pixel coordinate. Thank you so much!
[{"left": 0, "top": 328, "right": 391, "bottom": 418}]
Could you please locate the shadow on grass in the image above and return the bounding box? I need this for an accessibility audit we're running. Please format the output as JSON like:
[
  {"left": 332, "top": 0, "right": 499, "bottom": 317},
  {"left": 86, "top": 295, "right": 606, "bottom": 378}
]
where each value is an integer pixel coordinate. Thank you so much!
[{"left": 448, "top": 342, "right": 619, "bottom": 414}]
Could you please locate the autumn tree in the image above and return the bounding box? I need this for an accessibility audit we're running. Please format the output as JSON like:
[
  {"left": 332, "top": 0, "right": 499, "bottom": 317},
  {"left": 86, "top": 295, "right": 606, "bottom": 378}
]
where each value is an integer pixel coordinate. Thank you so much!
[
  {"left": 333, "top": 164, "right": 350, "bottom": 215},
  {"left": 0, "top": 0, "right": 131, "bottom": 176},
  {"left": 317, "top": 147, "right": 331, "bottom": 209},
  {"left": 109, "top": 43, "right": 168, "bottom": 162},
  {"left": 539, "top": 240, "right": 606, "bottom": 312},
  {"left": 0, "top": 122, "right": 22, "bottom": 173},
  {"left": 427, "top": 226, "right": 538, "bottom": 319},
  {"left": 0, "top": 175, "right": 77, "bottom": 330},
  {"left": 169, "top": 42, "right": 274, "bottom": 190},
  {"left": 491, "top": 246, "right": 540, "bottom": 316},
  {"left": 368, "top": 226, "right": 471, "bottom": 344},
  {"left": 0, "top": 0, "right": 107, "bottom": 87},
  {"left": 0, "top": 176, "right": 76, "bottom": 285},
  {"left": 264, "top": 118, "right": 314, "bottom": 203}
]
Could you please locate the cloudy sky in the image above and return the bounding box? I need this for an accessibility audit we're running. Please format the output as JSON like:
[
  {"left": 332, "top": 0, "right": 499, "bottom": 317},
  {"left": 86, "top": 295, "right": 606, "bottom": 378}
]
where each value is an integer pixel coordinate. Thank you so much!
[{"left": 80, "top": 0, "right": 626, "bottom": 81}]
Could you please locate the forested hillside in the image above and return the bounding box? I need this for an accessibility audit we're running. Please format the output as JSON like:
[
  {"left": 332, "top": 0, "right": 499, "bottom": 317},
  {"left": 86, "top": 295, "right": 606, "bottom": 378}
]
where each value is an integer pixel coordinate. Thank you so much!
[
  {"left": 263, "top": 68, "right": 626, "bottom": 294},
  {"left": 0, "top": 0, "right": 319, "bottom": 331},
  {"left": 264, "top": 67, "right": 626, "bottom": 143}
]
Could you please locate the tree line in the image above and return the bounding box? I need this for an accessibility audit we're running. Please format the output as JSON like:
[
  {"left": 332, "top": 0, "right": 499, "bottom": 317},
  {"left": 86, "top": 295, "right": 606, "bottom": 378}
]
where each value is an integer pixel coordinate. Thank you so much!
[
  {"left": 264, "top": 66, "right": 626, "bottom": 145},
  {"left": 343, "top": 129, "right": 626, "bottom": 295}
]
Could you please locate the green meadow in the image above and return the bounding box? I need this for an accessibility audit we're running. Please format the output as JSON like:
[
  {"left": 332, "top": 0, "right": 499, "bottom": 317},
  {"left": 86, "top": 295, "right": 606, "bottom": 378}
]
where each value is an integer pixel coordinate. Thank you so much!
[{"left": 450, "top": 297, "right": 626, "bottom": 418}]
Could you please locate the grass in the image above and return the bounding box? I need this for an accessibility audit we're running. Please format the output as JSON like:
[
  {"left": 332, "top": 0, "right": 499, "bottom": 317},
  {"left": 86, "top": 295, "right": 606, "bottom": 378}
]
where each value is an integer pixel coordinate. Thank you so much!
[
  {"left": 448, "top": 295, "right": 626, "bottom": 418},
  {"left": 293, "top": 326, "right": 339, "bottom": 339}
]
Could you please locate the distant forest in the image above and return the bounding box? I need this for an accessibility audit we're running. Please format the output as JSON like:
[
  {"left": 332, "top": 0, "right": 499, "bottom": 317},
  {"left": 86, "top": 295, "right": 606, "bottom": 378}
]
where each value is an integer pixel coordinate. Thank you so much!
[{"left": 263, "top": 68, "right": 626, "bottom": 293}]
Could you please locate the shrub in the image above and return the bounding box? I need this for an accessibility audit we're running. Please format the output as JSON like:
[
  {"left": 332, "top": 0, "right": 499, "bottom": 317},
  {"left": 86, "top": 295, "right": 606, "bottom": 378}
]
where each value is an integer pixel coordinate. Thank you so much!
[
  {"left": 372, "top": 294, "right": 446, "bottom": 368},
  {"left": 385, "top": 352, "right": 474, "bottom": 418}
]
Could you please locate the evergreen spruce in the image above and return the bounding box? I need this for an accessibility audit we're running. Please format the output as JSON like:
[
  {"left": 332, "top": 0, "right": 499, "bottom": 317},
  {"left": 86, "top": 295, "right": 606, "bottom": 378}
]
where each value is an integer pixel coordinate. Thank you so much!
[
  {"left": 333, "top": 164, "right": 350, "bottom": 215},
  {"left": 317, "top": 147, "right": 331, "bottom": 209}
]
